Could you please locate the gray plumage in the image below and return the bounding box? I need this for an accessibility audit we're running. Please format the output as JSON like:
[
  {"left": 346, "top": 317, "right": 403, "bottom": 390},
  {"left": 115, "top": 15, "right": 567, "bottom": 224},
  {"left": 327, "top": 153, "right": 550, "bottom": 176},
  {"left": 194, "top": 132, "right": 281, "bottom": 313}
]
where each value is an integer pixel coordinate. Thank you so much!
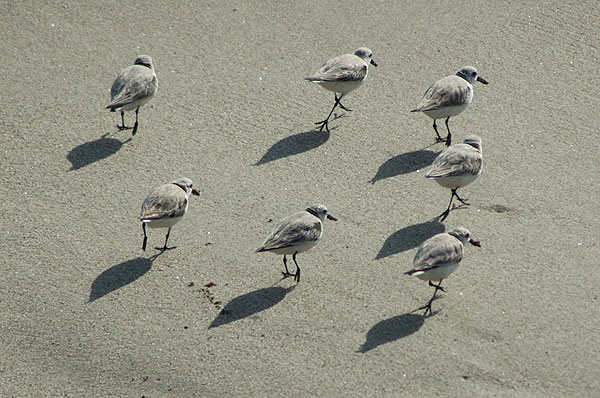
[
  {"left": 140, "top": 178, "right": 199, "bottom": 251},
  {"left": 306, "top": 48, "right": 377, "bottom": 133},
  {"left": 412, "top": 66, "right": 488, "bottom": 146},
  {"left": 107, "top": 55, "right": 158, "bottom": 136},
  {"left": 256, "top": 204, "right": 337, "bottom": 282},
  {"left": 426, "top": 135, "right": 482, "bottom": 221},
  {"left": 405, "top": 227, "right": 481, "bottom": 315}
]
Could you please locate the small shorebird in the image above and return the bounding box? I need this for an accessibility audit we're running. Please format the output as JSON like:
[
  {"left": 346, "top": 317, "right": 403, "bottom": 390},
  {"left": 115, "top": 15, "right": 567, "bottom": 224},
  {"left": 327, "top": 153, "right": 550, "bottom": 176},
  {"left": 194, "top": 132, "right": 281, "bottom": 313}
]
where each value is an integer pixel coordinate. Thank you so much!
[
  {"left": 107, "top": 55, "right": 158, "bottom": 136},
  {"left": 426, "top": 135, "right": 482, "bottom": 221},
  {"left": 140, "top": 178, "right": 199, "bottom": 251},
  {"left": 305, "top": 48, "right": 377, "bottom": 133},
  {"left": 256, "top": 204, "right": 337, "bottom": 282},
  {"left": 405, "top": 227, "right": 481, "bottom": 315},
  {"left": 412, "top": 66, "right": 488, "bottom": 146}
]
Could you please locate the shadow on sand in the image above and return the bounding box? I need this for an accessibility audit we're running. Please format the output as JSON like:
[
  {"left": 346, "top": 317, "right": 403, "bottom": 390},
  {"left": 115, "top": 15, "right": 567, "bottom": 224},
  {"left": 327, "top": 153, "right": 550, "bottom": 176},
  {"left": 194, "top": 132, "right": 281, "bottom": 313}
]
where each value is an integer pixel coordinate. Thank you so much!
[
  {"left": 208, "top": 285, "right": 296, "bottom": 328},
  {"left": 67, "top": 133, "right": 130, "bottom": 171},
  {"left": 375, "top": 219, "right": 445, "bottom": 260},
  {"left": 255, "top": 129, "right": 331, "bottom": 165},
  {"left": 88, "top": 254, "right": 160, "bottom": 302},
  {"left": 358, "top": 313, "right": 426, "bottom": 353},
  {"left": 370, "top": 149, "right": 439, "bottom": 184}
]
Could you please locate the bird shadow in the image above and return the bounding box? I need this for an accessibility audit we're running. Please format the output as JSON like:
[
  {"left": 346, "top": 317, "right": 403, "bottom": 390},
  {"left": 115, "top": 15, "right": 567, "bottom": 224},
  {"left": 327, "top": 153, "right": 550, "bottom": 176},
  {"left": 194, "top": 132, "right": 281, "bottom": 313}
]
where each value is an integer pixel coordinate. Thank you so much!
[
  {"left": 358, "top": 313, "right": 429, "bottom": 353},
  {"left": 88, "top": 253, "right": 161, "bottom": 303},
  {"left": 255, "top": 128, "right": 332, "bottom": 165},
  {"left": 370, "top": 149, "right": 439, "bottom": 184},
  {"left": 67, "top": 133, "right": 131, "bottom": 171},
  {"left": 375, "top": 219, "right": 445, "bottom": 260},
  {"left": 208, "top": 284, "right": 296, "bottom": 328}
]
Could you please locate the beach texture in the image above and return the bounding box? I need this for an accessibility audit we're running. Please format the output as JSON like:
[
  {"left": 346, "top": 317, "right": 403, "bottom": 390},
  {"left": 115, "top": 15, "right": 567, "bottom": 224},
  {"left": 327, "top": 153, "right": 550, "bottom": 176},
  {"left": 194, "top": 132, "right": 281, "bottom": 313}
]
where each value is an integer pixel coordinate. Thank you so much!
[{"left": 1, "top": 0, "right": 599, "bottom": 396}]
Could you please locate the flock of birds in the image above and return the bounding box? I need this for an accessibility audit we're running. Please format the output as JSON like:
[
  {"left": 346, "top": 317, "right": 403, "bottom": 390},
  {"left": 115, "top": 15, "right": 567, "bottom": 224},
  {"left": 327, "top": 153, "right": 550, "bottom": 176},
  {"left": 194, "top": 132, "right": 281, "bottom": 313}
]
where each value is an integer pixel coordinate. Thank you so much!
[{"left": 106, "top": 48, "right": 489, "bottom": 315}]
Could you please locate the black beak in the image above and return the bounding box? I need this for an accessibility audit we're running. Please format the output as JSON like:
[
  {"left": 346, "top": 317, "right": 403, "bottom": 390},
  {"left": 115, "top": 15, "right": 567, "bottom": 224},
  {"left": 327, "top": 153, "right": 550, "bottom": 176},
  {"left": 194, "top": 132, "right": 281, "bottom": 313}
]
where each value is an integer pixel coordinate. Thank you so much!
[
  {"left": 476, "top": 76, "right": 489, "bottom": 85},
  {"left": 469, "top": 239, "right": 481, "bottom": 247},
  {"left": 370, "top": 59, "right": 378, "bottom": 67},
  {"left": 326, "top": 214, "right": 338, "bottom": 221},
  {"left": 191, "top": 189, "right": 200, "bottom": 196}
]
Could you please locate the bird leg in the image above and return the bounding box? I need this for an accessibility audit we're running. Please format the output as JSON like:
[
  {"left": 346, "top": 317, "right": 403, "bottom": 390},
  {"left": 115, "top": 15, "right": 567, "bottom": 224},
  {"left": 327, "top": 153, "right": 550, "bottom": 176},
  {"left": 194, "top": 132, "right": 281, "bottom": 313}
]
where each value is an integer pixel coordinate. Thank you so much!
[
  {"left": 439, "top": 189, "right": 469, "bottom": 221},
  {"left": 335, "top": 94, "right": 352, "bottom": 112},
  {"left": 428, "top": 280, "right": 446, "bottom": 292},
  {"left": 419, "top": 279, "right": 445, "bottom": 316},
  {"left": 156, "top": 227, "right": 177, "bottom": 251},
  {"left": 142, "top": 223, "right": 148, "bottom": 251},
  {"left": 281, "top": 255, "right": 296, "bottom": 279},
  {"left": 292, "top": 252, "right": 301, "bottom": 283},
  {"left": 314, "top": 100, "right": 340, "bottom": 133},
  {"left": 132, "top": 107, "right": 140, "bottom": 136},
  {"left": 453, "top": 189, "right": 470, "bottom": 205},
  {"left": 117, "top": 111, "right": 133, "bottom": 130},
  {"left": 432, "top": 120, "right": 446, "bottom": 143},
  {"left": 314, "top": 94, "right": 351, "bottom": 133},
  {"left": 444, "top": 117, "right": 452, "bottom": 146},
  {"left": 439, "top": 192, "right": 454, "bottom": 222}
]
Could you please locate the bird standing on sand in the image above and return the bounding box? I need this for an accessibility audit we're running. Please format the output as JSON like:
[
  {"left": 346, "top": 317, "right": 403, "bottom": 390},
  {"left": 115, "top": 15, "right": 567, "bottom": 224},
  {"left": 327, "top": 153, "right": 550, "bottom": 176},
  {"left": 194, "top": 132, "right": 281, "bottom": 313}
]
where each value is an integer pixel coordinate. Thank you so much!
[
  {"left": 256, "top": 204, "right": 337, "bottom": 282},
  {"left": 405, "top": 227, "right": 481, "bottom": 316},
  {"left": 426, "top": 135, "right": 482, "bottom": 222},
  {"left": 305, "top": 48, "right": 377, "bottom": 133},
  {"left": 107, "top": 55, "right": 158, "bottom": 136},
  {"left": 140, "top": 178, "right": 199, "bottom": 251},
  {"left": 412, "top": 66, "right": 488, "bottom": 146}
]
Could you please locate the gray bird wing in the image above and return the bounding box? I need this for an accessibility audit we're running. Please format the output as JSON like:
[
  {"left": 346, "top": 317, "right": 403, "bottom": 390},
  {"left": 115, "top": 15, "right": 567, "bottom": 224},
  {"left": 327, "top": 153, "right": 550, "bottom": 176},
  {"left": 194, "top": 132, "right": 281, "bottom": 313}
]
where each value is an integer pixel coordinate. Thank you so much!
[
  {"left": 108, "top": 65, "right": 157, "bottom": 108},
  {"left": 414, "top": 76, "right": 471, "bottom": 111},
  {"left": 258, "top": 213, "right": 322, "bottom": 251},
  {"left": 305, "top": 54, "right": 367, "bottom": 82},
  {"left": 140, "top": 185, "right": 187, "bottom": 220},
  {"left": 426, "top": 145, "right": 482, "bottom": 178},
  {"left": 407, "top": 234, "right": 463, "bottom": 274}
]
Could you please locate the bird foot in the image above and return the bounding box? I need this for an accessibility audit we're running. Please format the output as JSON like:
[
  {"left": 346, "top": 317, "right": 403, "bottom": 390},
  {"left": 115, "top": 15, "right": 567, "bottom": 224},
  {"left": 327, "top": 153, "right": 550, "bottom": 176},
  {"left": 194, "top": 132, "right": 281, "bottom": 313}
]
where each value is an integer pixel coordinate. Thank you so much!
[
  {"left": 456, "top": 196, "right": 470, "bottom": 205},
  {"left": 428, "top": 281, "right": 446, "bottom": 292},
  {"left": 282, "top": 271, "right": 296, "bottom": 278},
  {"left": 439, "top": 209, "right": 450, "bottom": 222},
  {"left": 156, "top": 245, "right": 177, "bottom": 251},
  {"left": 314, "top": 120, "right": 330, "bottom": 133}
]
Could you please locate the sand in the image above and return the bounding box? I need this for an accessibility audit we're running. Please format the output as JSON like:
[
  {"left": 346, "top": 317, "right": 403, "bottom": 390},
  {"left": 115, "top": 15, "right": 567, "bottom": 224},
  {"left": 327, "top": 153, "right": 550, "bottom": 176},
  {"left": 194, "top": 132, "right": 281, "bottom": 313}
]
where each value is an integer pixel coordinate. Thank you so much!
[{"left": 1, "top": 0, "right": 599, "bottom": 396}]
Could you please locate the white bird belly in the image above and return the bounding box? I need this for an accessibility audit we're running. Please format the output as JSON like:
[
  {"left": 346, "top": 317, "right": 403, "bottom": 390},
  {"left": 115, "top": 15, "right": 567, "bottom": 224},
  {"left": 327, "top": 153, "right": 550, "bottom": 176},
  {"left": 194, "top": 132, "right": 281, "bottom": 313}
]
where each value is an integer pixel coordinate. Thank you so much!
[
  {"left": 434, "top": 174, "right": 479, "bottom": 189},
  {"left": 115, "top": 95, "right": 154, "bottom": 112},
  {"left": 316, "top": 79, "right": 364, "bottom": 95},
  {"left": 268, "top": 240, "right": 319, "bottom": 255},
  {"left": 415, "top": 263, "right": 459, "bottom": 281},
  {"left": 423, "top": 104, "right": 469, "bottom": 119},
  {"left": 142, "top": 216, "right": 183, "bottom": 229}
]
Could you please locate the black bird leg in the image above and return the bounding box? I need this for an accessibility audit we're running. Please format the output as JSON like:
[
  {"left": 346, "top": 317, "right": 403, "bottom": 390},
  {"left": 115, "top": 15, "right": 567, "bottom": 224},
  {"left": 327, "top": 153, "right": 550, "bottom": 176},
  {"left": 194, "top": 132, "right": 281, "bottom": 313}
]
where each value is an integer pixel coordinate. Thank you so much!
[
  {"left": 156, "top": 227, "right": 176, "bottom": 251},
  {"left": 292, "top": 252, "right": 301, "bottom": 283},
  {"left": 142, "top": 223, "right": 148, "bottom": 251}
]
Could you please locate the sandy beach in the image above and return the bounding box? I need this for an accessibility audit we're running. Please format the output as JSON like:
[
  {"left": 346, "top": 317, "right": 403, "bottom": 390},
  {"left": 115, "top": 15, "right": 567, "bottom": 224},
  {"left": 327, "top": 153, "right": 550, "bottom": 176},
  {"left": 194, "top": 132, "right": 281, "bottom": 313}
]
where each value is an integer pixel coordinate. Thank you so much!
[{"left": 1, "top": 0, "right": 599, "bottom": 396}]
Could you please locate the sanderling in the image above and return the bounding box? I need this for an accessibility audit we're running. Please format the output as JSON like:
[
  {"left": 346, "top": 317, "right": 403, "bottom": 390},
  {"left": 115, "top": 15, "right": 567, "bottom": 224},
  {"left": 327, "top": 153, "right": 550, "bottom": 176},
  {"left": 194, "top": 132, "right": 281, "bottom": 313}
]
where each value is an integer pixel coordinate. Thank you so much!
[
  {"left": 426, "top": 135, "right": 482, "bottom": 221},
  {"left": 107, "top": 55, "right": 158, "bottom": 136},
  {"left": 256, "top": 204, "right": 337, "bottom": 282},
  {"left": 140, "top": 178, "right": 199, "bottom": 251},
  {"left": 405, "top": 227, "right": 481, "bottom": 315},
  {"left": 305, "top": 48, "right": 377, "bottom": 133},
  {"left": 411, "top": 66, "right": 488, "bottom": 146}
]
